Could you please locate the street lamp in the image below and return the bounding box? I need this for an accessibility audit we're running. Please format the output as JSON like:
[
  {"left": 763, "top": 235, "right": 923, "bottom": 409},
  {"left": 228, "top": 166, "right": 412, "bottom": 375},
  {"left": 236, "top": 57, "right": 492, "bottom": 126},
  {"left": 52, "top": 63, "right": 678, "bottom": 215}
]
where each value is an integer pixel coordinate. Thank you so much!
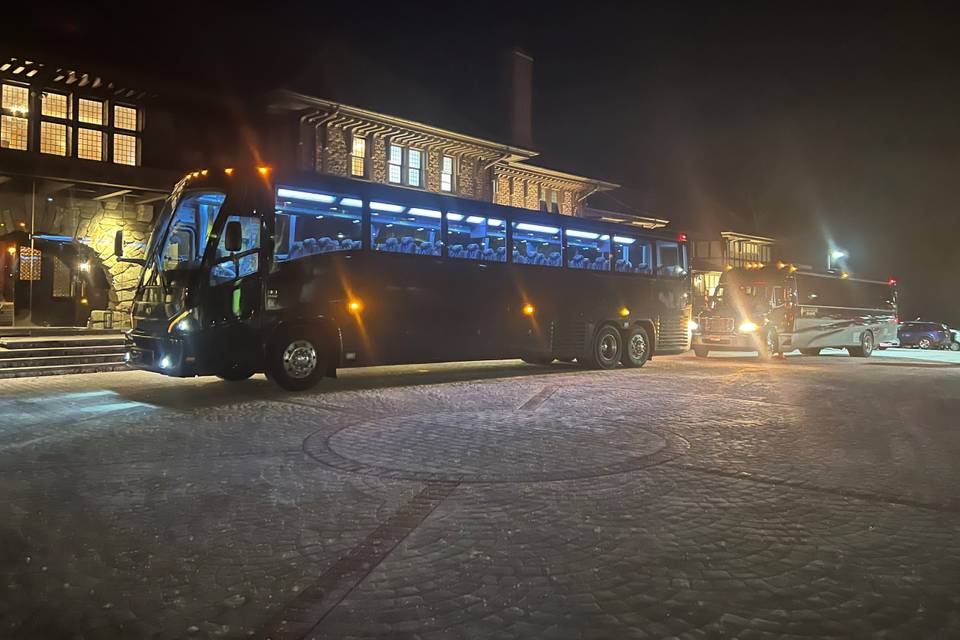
[{"left": 827, "top": 249, "right": 847, "bottom": 271}]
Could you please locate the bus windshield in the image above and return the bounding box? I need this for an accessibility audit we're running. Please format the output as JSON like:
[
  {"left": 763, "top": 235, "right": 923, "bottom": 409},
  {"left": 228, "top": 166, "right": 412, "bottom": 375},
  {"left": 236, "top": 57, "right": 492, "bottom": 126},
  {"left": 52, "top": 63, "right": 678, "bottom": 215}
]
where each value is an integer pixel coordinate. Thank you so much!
[
  {"left": 156, "top": 191, "right": 225, "bottom": 271},
  {"left": 712, "top": 282, "right": 784, "bottom": 310}
]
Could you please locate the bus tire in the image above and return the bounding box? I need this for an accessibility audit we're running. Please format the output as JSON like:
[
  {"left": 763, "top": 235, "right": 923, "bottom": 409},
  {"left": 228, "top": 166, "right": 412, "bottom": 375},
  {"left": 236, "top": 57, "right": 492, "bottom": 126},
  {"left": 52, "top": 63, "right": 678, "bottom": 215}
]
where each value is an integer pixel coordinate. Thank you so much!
[
  {"left": 849, "top": 330, "right": 874, "bottom": 358},
  {"left": 693, "top": 347, "right": 709, "bottom": 358},
  {"left": 621, "top": 325, "right": 650, "bottom": 368},
  {"left": 266, "top": 328, "right": 326, "bottom": 391},
  {"left": 586, "top": 325, "right": 622, "bottom": 370},
  {"left": 799, "top": 348, "right": 821, "bottom": 356}
]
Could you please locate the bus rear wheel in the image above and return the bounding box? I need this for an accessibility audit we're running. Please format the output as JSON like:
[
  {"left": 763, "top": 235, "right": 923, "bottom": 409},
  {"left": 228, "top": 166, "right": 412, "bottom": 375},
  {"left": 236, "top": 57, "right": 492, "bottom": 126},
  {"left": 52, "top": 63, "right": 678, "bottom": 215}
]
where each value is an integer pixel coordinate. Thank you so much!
[
  {"left": 266, "top": 330, "right": 326, "bottom": 391},
  {"left": 621, "top": 325, "right": 650, "bottom": 368},
  {"left": 586, "top": 325, "right": 622, "bottom": 370}
]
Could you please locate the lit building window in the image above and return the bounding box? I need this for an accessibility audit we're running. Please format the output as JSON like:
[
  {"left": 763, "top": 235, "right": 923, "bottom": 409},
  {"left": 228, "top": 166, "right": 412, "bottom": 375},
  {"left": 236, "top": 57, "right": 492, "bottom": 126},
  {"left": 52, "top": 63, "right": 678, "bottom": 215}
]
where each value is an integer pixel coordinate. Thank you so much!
[
  {"left": 19, "top": 247, "right": 41, "bottom": 281},
  {"left": 1, "top": 115, "right": 28, "bottom": 150},
  {"left": 350, "top": 135, "right": 366, "bottom": 177},
  {"left": 440, "top": 155, "right": 455, "bottom": 192},
  {"left": 113, "top": 133, "right": 137, "bottom": 165},
  {"left": 1, "top": 84, "right": 29, "bottom": 150},
  {"left": 41, "top": 92, "right": 68, "bottom": 119},
  {"left": 78, "top": 98, "right": 103, "bottom": 125},
  {"left": 1, "top": 84, "right": 29, "bottom": 114},
  {"left": 113, "top": 104, "right": 137, "bottom": 130},
  {"left": 407, "top": 149, "right": 422, "bottom": 187},
  {"left": 540, "top": 186, "right": 560, "bottom": 213},
  {"left": 77, "top": 128, "right": 103, "bottom": 160},
  {"left": 40, "top": 122, "right": 68, "bottom": 156},
  {"left": 388, "top": 144, "right": 403, "bottom": 184}
]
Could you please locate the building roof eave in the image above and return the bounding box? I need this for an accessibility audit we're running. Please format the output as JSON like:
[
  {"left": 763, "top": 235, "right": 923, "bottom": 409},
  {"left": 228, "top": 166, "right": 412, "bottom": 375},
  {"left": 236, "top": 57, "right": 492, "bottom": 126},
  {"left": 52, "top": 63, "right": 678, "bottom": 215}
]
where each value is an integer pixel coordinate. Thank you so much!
[
  {"left": 268, "top": 89, "right": 538, "bottom": 161},
  {"left": 720, "top": 231, "right": 777, "bottom": 243}
]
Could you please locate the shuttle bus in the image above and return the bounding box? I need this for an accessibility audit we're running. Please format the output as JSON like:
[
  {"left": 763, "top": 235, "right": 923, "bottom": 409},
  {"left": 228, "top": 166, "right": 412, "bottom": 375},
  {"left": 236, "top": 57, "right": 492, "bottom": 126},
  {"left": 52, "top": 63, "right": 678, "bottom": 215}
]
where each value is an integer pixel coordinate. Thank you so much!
[
  {"left": 119, "top": 168, "right": 692, "bottom": 390},
  {"left": 691, "top": 266, "right": 898, "bottom": 358}
]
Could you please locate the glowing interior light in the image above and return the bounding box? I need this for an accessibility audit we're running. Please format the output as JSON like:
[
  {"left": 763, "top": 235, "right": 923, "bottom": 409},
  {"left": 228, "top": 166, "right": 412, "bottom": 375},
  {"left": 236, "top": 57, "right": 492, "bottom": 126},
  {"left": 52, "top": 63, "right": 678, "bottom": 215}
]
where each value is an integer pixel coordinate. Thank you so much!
[
  {"left": 340, "top": 197, "right": 363, "bottom": 208},
  {"left": 446, "top": 213, "right": 464, "bottom": 221},
  {"left": 408, "top": 207, "right": 442, "bottom": 219},
  {"left": 370, "top": 201, "right": 405, "bottom": 213},
  {"left": 613, "top": 236, "right": 636, "bottom": 244},
  {"left": 224, "top": 168, "right": 234, "bottom": 176},
  {"left": 566, "top": 229, "right": 600, "bottom": 239},
  {"left": 599, "top": 234, "right": 610, "bottom": 240},
  {"left": 465, "top": 216, "right": 486, "bottom": 224},
  {"left": 277, "top": 188, "right": 336, "bottom": 203},
  {"left": 516, "top": 223, "right": 559, "bottom": 234},
  {"left": 488, "top": 219, "right": 503, "bottom": 227}
]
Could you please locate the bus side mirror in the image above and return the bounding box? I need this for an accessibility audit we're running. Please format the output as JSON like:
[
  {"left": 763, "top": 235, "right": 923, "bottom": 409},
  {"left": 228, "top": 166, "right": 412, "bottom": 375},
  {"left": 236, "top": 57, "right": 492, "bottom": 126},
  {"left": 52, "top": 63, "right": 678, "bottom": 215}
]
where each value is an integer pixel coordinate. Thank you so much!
[
  {"left": 114, "top": 229, "right": 124, "bottom": 257},
  {"left": 224, "top": 221, "right": 242, "bottom": 252}
]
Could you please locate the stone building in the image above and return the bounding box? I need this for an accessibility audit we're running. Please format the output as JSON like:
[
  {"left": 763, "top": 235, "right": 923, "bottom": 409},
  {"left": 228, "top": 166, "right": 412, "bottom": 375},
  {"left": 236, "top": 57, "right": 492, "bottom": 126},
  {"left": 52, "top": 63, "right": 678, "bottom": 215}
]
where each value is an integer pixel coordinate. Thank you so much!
[
  {"left": 0, "top": 55, "right": 238, "bottom": 327},
  {"left": 266, "top": 92, "right": 617, "bottom": 217}
]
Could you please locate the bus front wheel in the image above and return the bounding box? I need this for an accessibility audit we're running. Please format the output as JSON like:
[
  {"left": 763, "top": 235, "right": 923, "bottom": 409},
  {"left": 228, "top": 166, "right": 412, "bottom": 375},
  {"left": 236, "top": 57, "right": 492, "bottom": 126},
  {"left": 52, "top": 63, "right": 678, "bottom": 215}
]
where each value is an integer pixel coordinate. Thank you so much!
[
  {"left": 586, "top": 325, "right": 622, "bottom": 370},
  {"left": 848, "top": 331, "right": 874, "bottom": 358},
  {"left": 266, "top": 330, "right": 326, "bottom": 391},
  {"left": 621, "top": 325, "right": 650, "bottom": 368}
]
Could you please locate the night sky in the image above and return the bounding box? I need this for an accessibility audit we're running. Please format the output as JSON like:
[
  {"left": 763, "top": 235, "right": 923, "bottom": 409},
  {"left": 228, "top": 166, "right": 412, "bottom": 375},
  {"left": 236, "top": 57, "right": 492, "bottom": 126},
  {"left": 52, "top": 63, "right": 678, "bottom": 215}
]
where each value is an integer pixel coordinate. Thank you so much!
[{"left": 12, "top": 2, "right": 960, "bottom": 323}]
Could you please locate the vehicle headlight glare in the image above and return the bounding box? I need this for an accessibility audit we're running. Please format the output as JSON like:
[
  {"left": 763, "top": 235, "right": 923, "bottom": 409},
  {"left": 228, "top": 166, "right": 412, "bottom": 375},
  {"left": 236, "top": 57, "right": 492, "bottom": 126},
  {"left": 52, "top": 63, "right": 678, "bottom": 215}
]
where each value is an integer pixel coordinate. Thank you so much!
[
  {"left": 687, "top": 319, "right": 699, "bottom": 332},
  {"left": 739, "top": 321, "right": 759, "bottom": 333}
]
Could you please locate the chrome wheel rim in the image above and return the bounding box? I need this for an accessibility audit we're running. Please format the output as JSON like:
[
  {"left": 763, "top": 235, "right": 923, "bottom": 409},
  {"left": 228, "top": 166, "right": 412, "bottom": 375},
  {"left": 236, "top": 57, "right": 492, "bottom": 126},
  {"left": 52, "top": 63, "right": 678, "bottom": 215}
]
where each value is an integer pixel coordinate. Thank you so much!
[
  {"left": 599, "top": 334, "right": 619, "bottom": 362},
  {"left": 863, "top": 333, "right": 873, "bottom": 354},
  {"left": 919, "top": 338, "right": 931, "bottom": 349},
  {"left": 282, "top": 340, "right": 317, "bottom": 379},
  {"left": 629, "top": 333, "right": 647, "bottom": 361}
]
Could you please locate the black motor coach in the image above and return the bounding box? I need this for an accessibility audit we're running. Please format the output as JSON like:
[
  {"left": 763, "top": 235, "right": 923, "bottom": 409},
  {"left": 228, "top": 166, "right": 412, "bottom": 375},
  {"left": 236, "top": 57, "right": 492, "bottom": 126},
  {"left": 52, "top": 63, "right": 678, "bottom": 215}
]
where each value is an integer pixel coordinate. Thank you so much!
[{"left": 118, "top": 169, "right": 692, "bottom": 390}]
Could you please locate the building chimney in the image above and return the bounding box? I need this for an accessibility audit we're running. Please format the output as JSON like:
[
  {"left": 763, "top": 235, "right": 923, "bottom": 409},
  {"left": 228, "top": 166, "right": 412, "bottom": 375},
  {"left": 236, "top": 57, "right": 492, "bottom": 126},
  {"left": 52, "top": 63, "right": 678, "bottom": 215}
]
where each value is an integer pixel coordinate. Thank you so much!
[{"left": 509, "top": 49, "right": 533, "bottom": 149}]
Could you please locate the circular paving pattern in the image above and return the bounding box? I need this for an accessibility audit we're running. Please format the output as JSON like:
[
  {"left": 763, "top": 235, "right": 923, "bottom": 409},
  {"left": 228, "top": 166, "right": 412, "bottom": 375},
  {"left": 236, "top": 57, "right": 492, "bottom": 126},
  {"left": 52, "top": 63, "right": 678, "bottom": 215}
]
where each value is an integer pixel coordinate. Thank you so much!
[{"left": 303, "top": 409, "right": 688, "bottom": 483}]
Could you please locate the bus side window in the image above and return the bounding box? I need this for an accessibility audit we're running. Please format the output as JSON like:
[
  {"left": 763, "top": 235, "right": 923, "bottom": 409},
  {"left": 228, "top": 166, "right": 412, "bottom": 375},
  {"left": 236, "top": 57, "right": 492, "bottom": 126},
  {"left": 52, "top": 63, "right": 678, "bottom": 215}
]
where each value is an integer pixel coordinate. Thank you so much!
[
  {"left": 656, "top": 240, "right": 686, "bottom": 277},
  {"left": 613, "top": 235, "right": 652, "bottom": 274},
  {"left": 273, "top": 188, "right": 363, "bottom": 263},
  {"left": 446, "top": 213, "right": 506, "bottom": 261},
  {"left": 511, "top": 222, "right": 561, "bottom": 267},
  {"left": 210, "top": 216, "right": 260, "bottom": 285},
  {"left": 565, "top": 229, "right": 611, "bottom": 271},
  {"left": 370, "top": 202, "right": 442, "bottom": 256}
]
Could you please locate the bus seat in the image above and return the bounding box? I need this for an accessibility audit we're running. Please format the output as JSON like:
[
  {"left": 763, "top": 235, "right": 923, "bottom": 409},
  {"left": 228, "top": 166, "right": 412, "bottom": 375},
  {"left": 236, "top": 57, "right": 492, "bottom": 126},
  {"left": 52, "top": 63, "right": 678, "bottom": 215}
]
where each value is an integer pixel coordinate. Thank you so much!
[
  {"left": 416, "top": 240, "right": 432, "bottom": 255},
  {"left": 549, "top": 252, "right": 562, "bottom": 267},
  {"left": 496, "top": 246, "right": 507, "bottom": 262},
  {"left": 303, "top": 238, "right": 318, "bottom": 254},
  {"left": 400, "top": 237, "right": 417, "bottom": 253},
  {"left": 290, "top": 241, "right": 304, "bottom": 258},
  {"left": 466, "top": 243, "right": 481, "bottom": 259},
  {"left": 384, "top": 237, "right": 400, "bottom": 252},
  {"left": 482, "top": 247, "right": 496, "bottom": 260},
  {"left": 449, "top": 244, "right": 463, "bottom": 258}
]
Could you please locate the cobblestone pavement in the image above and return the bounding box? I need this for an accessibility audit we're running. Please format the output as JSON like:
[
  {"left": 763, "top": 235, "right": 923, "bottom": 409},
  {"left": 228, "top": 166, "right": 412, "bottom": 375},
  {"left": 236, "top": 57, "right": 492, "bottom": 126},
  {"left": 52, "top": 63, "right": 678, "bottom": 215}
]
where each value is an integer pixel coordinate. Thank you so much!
[{"left": 2, "top": 351, "right": 960, "bottom": 639}]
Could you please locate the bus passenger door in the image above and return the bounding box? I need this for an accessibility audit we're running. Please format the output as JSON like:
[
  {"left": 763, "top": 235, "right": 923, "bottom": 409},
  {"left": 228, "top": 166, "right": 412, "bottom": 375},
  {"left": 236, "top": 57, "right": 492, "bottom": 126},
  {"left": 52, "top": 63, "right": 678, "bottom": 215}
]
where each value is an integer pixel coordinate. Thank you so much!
[{"left": 204, "top": 214, "right": 263, "bottom": 373}]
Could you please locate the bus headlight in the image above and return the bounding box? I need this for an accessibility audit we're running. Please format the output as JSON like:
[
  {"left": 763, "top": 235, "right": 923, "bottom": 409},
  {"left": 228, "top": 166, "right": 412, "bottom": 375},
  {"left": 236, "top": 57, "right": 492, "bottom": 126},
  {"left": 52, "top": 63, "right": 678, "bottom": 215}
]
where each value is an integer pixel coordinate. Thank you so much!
[
  {"left": 159, "top": 355, "right": 173, "bottom": 370},
  {"left": 167, "top": 309, "right": 196, "bottom": 334},
  {"left": 687, "top": 319, "right": 699, "bottom": 332},
  {"left": 738, "top": 320, "right": 759, "bottom": 333}
]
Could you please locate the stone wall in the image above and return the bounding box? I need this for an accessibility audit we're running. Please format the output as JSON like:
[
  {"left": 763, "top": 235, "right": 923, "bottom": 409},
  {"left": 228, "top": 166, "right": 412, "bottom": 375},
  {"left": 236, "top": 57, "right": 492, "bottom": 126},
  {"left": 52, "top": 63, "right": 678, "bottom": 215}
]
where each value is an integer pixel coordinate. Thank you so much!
[
  {"left": 425, "top": 150, "right": 441, "bottom": 192},
  {"left": 371, "top": 136, "right": 387, "bottom": 183},
  {"left": 322, "top": 124, "right": 349, "bottom": 177}
]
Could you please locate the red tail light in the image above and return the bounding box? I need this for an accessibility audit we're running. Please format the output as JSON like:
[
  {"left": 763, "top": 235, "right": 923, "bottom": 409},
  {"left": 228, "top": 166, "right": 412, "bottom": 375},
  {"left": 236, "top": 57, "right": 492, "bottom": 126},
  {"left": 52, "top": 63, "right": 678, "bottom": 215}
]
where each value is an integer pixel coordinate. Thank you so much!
[
  {"left": 678, "top": 233, "right": 687, "bottom": 242},
  {"left": 888, "top": 278, "right": 897, "bottom": 285}
]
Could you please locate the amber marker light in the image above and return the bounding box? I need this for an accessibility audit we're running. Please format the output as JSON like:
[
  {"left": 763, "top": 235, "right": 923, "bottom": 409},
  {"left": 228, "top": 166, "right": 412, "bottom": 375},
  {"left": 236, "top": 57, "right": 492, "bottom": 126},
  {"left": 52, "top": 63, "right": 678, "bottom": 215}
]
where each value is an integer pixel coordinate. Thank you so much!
[
  {"left": 348, "top": 300, "right": 363, "bottom": 313},
  {"left": 224, "top": 167, "right": 234, "bottom": 176},
  {"left": 200, "top": 169, "right": 208, "bottom": 176},
  {"left": 841, "top": 272, "right": 849, "bottom": 279},
  {"left": 522, "top": 303, "right": 536, "bottom": 316},
  {"left": 257, "top": 166, "right": 270, "bottom": 177},
  {"left": 79, "top": 297, "right": 89, "bottom": 305},
  {"left": 619, "top": 307, "right": 630, "bottom": 317},
  {"left": 6, "top": 246, "right": 15, "bottom": 255}
]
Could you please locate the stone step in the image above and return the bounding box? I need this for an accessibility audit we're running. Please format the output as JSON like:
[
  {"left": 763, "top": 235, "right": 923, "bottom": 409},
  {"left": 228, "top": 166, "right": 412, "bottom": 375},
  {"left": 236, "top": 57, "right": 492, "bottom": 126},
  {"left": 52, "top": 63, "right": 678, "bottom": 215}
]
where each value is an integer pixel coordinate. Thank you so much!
[
  {"left": 0, "top": 345, "right": 127, "bottom": 359},
  {"left": 0, "top": 353, "right": 126, "bottom": 370},
  {"left": 0, "top": 361, "right": 129, "bottom": 379},
  {"left": 0, "top": 335, "right": 126, "bottom": 350}
]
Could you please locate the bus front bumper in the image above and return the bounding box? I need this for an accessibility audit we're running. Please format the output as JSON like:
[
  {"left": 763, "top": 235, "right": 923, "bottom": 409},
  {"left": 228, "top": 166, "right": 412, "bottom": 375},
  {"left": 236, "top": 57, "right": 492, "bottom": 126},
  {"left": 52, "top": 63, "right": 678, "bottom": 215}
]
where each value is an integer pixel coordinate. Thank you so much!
[
  {"left": 125, "top": 332, "right": 199, "bottom": 377},
  {"left": 692, "top": 332, "right": 765, "bottom": 352}
]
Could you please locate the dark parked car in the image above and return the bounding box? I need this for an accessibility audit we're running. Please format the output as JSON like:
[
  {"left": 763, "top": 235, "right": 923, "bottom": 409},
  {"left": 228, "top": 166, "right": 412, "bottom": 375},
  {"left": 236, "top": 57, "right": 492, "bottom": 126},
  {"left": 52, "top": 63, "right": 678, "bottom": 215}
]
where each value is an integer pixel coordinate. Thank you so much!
[{"left": 897, "top": 321, "right": 953, "bottom": 349}]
